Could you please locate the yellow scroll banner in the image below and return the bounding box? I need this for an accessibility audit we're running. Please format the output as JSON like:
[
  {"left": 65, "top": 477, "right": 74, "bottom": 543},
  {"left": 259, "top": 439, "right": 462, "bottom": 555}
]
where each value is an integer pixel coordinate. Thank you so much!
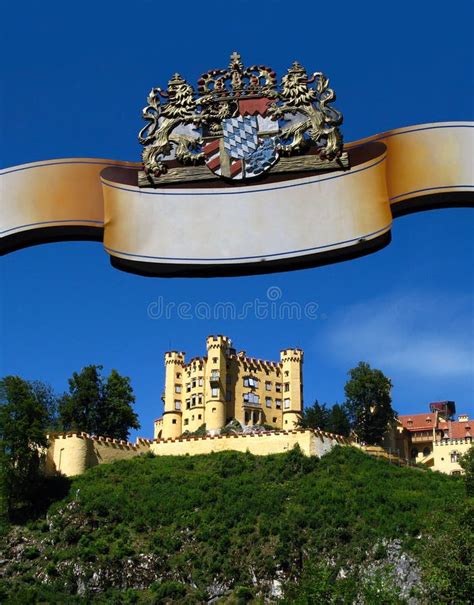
[{"left": 1, "top": 122, "right": 473, "bottom": 277}]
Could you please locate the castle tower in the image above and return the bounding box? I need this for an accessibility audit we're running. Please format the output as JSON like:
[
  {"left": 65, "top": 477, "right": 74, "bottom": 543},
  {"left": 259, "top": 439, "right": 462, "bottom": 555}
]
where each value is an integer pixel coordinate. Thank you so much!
[
  {"left": 162, "top": 351, "right": 185, "bottom": 439},
  {"left": 204, "top": 335, "right": 229, "bottom": 434},
  {"left": 280, "top": 348, "right": 304, "bottom": 428}
]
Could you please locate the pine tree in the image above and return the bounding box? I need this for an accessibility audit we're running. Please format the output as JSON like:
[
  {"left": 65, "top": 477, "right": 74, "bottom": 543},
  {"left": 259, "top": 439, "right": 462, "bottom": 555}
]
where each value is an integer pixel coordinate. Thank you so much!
[
  {"left": 297, "top": 401, "right": 330, "bottom": 430},
  {"left": 328, "top": 404, "right": 351, "bottom": 437}
]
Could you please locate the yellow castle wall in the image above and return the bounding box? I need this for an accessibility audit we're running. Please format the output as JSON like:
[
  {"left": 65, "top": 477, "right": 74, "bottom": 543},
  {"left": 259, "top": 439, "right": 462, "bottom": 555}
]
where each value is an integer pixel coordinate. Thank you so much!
[
  {"left": 150, "top": 429, "right": 349, "bottom": 458},
  {"left": 44, "top": 433, "right": 151, "bottom": 477},
  {"left": 432, "top": 439, "right": 472, "bottom": 475},
  {"left": 44, "top": 430, "right": 350, "bottom": 476}
]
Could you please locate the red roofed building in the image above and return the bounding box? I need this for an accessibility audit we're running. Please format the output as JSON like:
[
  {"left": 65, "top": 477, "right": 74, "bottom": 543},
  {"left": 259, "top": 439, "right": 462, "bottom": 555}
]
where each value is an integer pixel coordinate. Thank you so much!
[{"left": 392, "top": 401, "right": 473, "bottom": 474}]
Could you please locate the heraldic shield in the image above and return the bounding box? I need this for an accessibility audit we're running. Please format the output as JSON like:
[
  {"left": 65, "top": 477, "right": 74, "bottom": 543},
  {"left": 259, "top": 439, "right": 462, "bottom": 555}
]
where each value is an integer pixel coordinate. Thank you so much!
[
  {"left": 138, "top": 52, "right": 347, "bottom": 186},
  {"left": 204, "top": 112, "right": 280, "bottom": 180}
]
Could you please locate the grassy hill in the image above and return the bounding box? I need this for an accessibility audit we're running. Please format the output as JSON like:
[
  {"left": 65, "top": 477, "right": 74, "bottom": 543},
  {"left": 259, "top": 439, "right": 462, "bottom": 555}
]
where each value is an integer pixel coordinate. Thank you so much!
[{"left": 0, "top": 446, "right": 472, "bottom": 604}]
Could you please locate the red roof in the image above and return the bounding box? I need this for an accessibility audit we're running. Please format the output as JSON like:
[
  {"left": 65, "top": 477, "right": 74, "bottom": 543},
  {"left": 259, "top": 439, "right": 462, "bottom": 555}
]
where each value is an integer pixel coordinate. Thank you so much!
[
  {"left": 438, "top": 420, "right": 472, "bottom": 439},
  {"left": 399, "top": 413, "right": 437, "bottom": 431}
]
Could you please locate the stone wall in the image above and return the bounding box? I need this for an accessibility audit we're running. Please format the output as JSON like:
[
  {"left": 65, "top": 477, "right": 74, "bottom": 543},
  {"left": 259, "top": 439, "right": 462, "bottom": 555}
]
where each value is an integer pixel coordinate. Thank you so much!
[
  {"left": 44, "top": 433, "right": 151, "bottom": 477},
  {"left": 149, "top": 429, "right": 349, "bottom": 458},
  {"left": 43, "top": 429, "right": 350, "bottom": 476}
]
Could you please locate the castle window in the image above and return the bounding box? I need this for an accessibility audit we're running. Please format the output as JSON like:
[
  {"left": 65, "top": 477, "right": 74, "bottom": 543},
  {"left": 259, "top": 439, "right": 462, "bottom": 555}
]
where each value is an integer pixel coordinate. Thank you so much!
[
  {"left": 273, "top": 417, "right": 277, "bottom": 423},
  {"left": 212, "top": 407, "right": 216, "bottom": 413},
  {"left": 284, "top": 383, "right": 290, "bottom": 392},
  {"left": 198, "top": 395, "right": 203, "bottom": 405},
  {"left": 244, "top": 392, "right": 260, "bottom": 404},
  {"left": 284, "top": 398, "right": 290, "bottom": 409},
  {"left": 186, "top": 399, "right": 190, "bottom": 410},
  {"left": 198, "top": 414, "right": 202, "bottom": 420},
  {"left": 211, "top": 387, "right": 218, "bottom": 397},
  {"left": 450, "top": 451, "right": 459, "bottom": 463},
  {"left": 198, "top": 377, "right": 203, "bottom": 387},
  {"left": 175, "top": 385, "right": 182, "bottom": 393},
  {"left": 177, "top": 373, "right": 181, "bottom": 378},
  {"left": 243, "top": 377, "right": 258, "bottom": 388},
  {"left": 186, "top": 383, "right": 191, "bottom": 393},
  {"left": 213, "top": 357, "right": 218, "bottom": 363},
  {"left": 276, "top": 399, "right": 282, "bottom": 409},
  {"left": 192, "top": 379, "right": 196, "bottom": 388},
  {"left": 266, "top": 397, "right": 272, "bottom": 408},
  {"left": 184, "top": 419, "right": 189, "bottom": 426},
  {"left": 265, "top": 381, "right": 272, "bottom": 391},
  {"left": 175, "top": 400, "right": 181, "bottom": 410},
  {"left": 192, "top": 396, "right": 196, "bottom": 406},
  {"left": 172, "top": 419, "right": 177, "bottom": 424},
  {"left": 192, "top": 415, "right": 195, "bottom": 421},
  {"left": 275, "top": 384, "right": 282, "bottom": 393},
  {"left": 285, "top": 371, "right": 289, "bottom": 377}
]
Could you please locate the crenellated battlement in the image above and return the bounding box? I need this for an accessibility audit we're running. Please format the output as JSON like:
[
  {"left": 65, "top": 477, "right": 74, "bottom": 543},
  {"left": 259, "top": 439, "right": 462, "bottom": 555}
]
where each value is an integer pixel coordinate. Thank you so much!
[
  {"left": 280, "top": 348, "right": 304, "bottom": 363},
  {"left": 165, "top": 351, "right": 186, "bottom": 365},
  {"left": 152, "top": 428, "right": 350, "bottom": 445},
  {"left": 149, "top": 428, "right": 351, "bottom": 458},
  {"left": 43, "top": 429, "right": 352, "bottom": 477},
  {"left": 434, "top": 438, "right": 472, "bottom": 446},
  {"left": 47, "top": 432, "right": 147, "bottom": 450},
  {"left": 206, "top": 334, "right": 231, "bottom": 350}
]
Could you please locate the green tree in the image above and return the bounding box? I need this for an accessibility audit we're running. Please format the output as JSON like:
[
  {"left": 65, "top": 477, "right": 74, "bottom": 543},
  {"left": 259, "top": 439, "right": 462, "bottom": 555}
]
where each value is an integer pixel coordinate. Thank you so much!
[
  {"left": 0, "top": 377, "right": 51, "bottom": 519},
  {"left": 98, "top": 370, "right": 140, "bottom": 440},
  {"left": 58, "top": 365, "right": 102, "bottom": 434},
  {"left": 58, "top": 366, "right": 140, "bottom": 439},
  {"left": 297, "top": 400, "right": 329, "bottom": 430},
  {"left": 298, "top": 401, "right": 351, "bottom": 437},
  {"left": 344, "top": 362, "right": 396, "bottom": 445},
  {"left": 459, "top": 445, "right": 474, "bottom": 496},
  {"left": 327, "top": 403, "right": 351, "bottom": 437}
]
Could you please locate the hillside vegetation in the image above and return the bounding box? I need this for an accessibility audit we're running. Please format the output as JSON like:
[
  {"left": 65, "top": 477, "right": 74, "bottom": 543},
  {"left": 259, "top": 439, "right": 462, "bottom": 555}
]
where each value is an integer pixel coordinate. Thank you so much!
[{"left": 0, "top": 446, "right": 472, "bottom": 604}]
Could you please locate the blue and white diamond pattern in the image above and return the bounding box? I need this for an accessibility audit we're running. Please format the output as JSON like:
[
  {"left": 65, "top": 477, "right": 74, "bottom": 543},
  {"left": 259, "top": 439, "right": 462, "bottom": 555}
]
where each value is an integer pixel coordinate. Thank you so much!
[{"left": 222, "top": 116, "right": 258, "bottom": 159}]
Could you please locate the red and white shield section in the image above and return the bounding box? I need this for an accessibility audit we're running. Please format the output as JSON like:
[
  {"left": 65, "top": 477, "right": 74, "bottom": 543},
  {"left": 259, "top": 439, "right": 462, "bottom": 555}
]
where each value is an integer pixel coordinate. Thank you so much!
[{"left": 203, "top": 138, "right": 243, "bottom": 179}]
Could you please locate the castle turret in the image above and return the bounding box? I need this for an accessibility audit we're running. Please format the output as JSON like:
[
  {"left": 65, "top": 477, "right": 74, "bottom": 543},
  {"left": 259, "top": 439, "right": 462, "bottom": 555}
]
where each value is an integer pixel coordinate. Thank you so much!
[
  {"left": 280, "top": 348, "right": 304, "bottom": 428},
  {"left": 204, "top": 335, "right": 229, "bottom": 434},
  {"left": 162, "top": 351, "right": 185, "bottom": 439}
]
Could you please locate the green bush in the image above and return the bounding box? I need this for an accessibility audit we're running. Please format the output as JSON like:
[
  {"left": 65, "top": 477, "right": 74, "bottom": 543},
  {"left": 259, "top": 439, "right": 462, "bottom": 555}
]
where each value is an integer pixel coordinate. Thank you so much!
[{"left": 0, "top": 446, "right": 471, "bottom": 603}]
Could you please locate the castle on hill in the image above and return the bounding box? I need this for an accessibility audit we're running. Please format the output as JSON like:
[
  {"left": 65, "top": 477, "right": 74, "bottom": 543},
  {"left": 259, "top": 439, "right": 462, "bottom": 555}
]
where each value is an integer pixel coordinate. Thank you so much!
[
  {"left": 154, "top": 335, "right": 303, "bottom": 440},
  {"left": 42, "top": 336, "right": 471, "bottom": 478}
]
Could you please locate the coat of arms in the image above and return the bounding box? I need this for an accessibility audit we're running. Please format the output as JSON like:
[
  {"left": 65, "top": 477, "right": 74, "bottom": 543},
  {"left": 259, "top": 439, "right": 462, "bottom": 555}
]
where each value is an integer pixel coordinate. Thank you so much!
[{"left": 138, "top": 53, "right": 348, "bottom": 186}]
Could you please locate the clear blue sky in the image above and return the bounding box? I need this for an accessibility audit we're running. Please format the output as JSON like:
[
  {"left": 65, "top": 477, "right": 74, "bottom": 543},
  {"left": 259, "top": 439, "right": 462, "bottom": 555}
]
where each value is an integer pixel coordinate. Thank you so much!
[{"left": 1, "top": 0, "right": 473, "bottom": 439}]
